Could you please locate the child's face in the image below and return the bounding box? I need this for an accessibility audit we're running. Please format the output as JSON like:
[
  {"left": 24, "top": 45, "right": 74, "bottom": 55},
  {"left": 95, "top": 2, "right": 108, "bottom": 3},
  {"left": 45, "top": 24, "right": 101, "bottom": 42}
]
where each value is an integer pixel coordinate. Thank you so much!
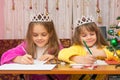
[
  {"left": 32, "top": 24, "right": 50, "bottom": 48},
  {"left": 80, "top": 29, "right": 97, "bottom": 47}
]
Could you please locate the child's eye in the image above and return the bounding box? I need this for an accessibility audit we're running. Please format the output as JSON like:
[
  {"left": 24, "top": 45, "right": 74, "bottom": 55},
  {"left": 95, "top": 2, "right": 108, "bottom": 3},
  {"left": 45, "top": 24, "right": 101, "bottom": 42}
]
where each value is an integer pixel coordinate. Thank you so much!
[
  {"left": 90, "top": 33, "right": 95, "bottom": 36},
  {"left": 81, "top": 34, "right": 87, "bottom": 37},
  {"left": 41, "top": 33, "right": 48, "bottom": 36},
  {"left": 33, "top": 33, "right": 38, "bottom": 37}
]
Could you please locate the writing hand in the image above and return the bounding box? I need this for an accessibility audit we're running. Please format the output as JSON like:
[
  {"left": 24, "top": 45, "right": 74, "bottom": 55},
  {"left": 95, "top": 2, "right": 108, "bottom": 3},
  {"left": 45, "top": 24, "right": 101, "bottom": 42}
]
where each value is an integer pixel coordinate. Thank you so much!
[
  {"left": 84, "top": 54, "right": 96, "bottom": 64},
  {"left": 39, "top": 54, "right": 55, "bottom": 62},
  {"left": 20, "top": 54, "right": 34, "bottom": 64},
  {"left": 70, "top": 54, "right": 96, "bottom": 64}
]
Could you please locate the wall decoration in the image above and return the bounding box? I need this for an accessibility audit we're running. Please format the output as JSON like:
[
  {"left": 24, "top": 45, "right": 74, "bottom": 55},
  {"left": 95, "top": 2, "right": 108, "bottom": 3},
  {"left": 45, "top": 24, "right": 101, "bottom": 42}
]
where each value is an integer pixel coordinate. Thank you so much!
[
  {"left": 75, "top": 0, "right": 79, "bottom": 8},
  {"left": 29, "top": 0, "right": 32, "bottom": 9},
  {"left": 12, "top": 0, "right": 15, "bottom": 10},
  {"left": 56, "top": 0, "right": 59, "bottom": 10},
  {"left": 67, "top": 0, "right": 69, "bottom": 8},
  {"left": 45, "top": 0, "right": 49, "bottom": 14},
  {"left": 96, "top": 0, "right": 102, "bottom": 24}
]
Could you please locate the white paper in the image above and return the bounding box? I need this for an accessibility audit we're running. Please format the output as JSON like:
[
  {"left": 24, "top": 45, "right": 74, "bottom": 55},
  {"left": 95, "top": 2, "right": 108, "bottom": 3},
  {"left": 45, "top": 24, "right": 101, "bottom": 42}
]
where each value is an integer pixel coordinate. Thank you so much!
[
  {"left": 33, "top": 60, "right": 47, "bottom": 65},
  {"left": 95, "top": 60, "right": 108, "bottom": 65},
  {"left": 70, "top": 60, "right": 108, "bottom": 68},
  {"left": 0, "top": 60, "right": 56, "bottom": 70}
]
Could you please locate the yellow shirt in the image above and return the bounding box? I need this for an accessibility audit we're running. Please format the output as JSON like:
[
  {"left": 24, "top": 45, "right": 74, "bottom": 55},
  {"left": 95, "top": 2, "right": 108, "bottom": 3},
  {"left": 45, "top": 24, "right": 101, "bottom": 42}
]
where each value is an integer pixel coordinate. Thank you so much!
[{"left": 58, "top": 45, "right": 114, "bottom": 63}]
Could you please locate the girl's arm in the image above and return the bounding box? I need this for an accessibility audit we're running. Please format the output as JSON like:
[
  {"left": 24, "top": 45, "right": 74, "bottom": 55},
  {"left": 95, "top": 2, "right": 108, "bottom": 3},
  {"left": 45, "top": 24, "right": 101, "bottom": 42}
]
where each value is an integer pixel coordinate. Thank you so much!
[
  {"left": 70, "top": 54, "right": 96, "bottom": 64},
  {"left": 58, "top": 46, "right": 82, "bottom": 63},
  {"left": 0, "top": 42, "right": 26, "bottom": 65},
  {"left": 13, "top": 54, "right": 33, "bottom": 64}
]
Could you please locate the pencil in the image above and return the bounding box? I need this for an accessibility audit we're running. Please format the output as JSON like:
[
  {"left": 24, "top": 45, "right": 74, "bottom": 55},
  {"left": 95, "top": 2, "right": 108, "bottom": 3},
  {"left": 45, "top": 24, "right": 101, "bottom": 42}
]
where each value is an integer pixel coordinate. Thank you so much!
[
  {"left": 22, "top": 46, "right": 27, "bottom": 54},
  {"left": 83, "top": 40, "right": 92, "bottom": 55}
]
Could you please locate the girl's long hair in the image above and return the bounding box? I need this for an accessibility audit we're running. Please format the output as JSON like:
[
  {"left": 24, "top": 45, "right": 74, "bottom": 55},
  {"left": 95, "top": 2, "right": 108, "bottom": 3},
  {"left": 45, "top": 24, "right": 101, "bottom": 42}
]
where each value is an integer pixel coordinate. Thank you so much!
[
  {"left": 25, "top": 21, "right": 59, "bottom": 58},
  {"left": 72, "top": 22, "right": 109, "bottom": 48}
]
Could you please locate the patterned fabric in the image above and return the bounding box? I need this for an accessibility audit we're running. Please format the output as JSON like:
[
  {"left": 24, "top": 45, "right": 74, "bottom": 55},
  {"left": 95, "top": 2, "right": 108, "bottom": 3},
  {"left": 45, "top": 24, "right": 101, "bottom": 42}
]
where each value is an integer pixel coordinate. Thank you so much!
[
  {"left": 0, "top": 74, "right": 20, "bottom": 80},
  {"left": 0, "top": 39, "right": 23, "bottom": 57}
]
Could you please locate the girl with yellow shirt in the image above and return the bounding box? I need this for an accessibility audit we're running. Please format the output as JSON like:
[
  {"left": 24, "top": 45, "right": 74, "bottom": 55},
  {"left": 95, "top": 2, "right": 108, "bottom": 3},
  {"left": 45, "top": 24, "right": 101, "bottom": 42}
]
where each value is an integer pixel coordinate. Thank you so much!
[
  {"left": 58, "top": 16, "right": 114, "bottom": 64},
  {"left": 58, "top": 16, "right": 119, "bottom": 80}
]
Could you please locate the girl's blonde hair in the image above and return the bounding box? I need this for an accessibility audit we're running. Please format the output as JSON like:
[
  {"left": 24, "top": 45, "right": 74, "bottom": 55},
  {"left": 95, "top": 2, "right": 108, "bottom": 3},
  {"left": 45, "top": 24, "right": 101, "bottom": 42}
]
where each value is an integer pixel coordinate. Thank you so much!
[
  {"left": 25, "top": 21, "right": 59, "bottom": 58},
  {"left": 72, "top": 22, "right": 109, "bottom": 48}
]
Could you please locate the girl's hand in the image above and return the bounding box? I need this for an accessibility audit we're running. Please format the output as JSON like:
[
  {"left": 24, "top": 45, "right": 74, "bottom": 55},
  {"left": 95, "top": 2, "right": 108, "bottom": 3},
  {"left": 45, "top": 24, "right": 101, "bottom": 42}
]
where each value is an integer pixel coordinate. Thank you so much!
[
  {"left": 70, "top": 54, "right": 96, "bottom": 64},
  {"left": 39, "top": 54, "right": 55, "bottom": 62},
  {"left": 13, "top": 54, "right": 34, "bottom": 64},
  {"left": 82, "top": 54, "right": 96, "bottom": 64},
  {"left": 90, "top": 47, "right": 107, "bottom": 58}
]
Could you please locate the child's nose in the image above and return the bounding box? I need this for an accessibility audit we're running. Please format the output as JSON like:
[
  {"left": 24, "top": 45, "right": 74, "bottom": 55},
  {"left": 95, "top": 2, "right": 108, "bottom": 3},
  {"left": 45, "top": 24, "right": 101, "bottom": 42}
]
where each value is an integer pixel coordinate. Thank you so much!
[
  {"left": 38, "top": 36, "right": 42, "bottom": 39},
  {"left": 87, "top": 35, "right": 91, "bottom": 38}
]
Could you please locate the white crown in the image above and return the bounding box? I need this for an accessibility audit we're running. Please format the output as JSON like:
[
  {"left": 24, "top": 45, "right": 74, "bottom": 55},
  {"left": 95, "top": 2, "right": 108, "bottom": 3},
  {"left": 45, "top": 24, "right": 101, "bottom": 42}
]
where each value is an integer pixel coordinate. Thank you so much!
[
  {"left": 31, "top": 13, "right": 52, "bottom": 22},
  {"left": 75, "top": 16, "right": 94, "bottom": 27}
]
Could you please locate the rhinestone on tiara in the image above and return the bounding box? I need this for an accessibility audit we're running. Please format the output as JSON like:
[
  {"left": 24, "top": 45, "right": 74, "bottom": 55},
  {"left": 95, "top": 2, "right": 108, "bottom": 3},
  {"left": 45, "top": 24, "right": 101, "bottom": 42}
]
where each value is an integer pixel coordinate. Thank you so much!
[
  {"left": 31, "top": 13, "right": 52, "bottom": 22},
  {"left": 75, "top": 16, "right": 94, "bottom": 27}
]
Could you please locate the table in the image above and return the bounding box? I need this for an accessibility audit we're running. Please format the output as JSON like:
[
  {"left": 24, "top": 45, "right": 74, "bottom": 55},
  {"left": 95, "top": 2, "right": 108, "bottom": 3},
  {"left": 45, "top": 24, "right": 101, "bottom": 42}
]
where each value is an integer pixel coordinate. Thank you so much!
[{"left": 0, "top": 64, "right": 120, "bottom": 74}]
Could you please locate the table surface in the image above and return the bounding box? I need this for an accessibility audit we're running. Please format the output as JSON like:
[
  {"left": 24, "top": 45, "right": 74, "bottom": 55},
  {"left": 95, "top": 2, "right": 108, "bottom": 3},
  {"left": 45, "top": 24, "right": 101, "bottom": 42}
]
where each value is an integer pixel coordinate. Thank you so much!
[{"left": 1, "top": 64, "right": 120, "bottom": 74}]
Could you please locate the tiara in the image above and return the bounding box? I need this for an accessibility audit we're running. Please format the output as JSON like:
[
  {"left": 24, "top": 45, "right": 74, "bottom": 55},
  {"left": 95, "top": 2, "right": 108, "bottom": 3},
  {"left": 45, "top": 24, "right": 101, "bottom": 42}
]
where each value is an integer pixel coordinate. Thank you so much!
[
  {"left": 75, "top": 16, "right": 94, "bottom": 27},
  {"left": 31, "top": 13, "right": 52, "bottom": 22}
]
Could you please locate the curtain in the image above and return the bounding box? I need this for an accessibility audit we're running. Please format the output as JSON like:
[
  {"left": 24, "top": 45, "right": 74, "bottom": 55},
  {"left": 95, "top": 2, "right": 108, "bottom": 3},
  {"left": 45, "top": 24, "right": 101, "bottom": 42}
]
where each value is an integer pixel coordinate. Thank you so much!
[
  {"left": 1, "top": 0, "right": 120, "bottom": 39},
  {"left": 0, "top": 0, "right": 4, "bottom": 39}
]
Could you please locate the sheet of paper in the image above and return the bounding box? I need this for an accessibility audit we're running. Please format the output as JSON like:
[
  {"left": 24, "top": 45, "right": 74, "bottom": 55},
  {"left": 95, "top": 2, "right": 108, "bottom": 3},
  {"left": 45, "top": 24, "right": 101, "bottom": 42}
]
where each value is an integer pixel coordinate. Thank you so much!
[
  {"left": 70, "top": 60, "right": 108, "bottom": 69},
  {"left": 0, "top": 60, "right": 56, "bottom": 70},
  {"left": 33, "top": 60, "right": 47, "bottom": 65},
  {"left": 70, "top": 60, "right": 108, "bottom": 67},
  {"left": 95, "top": 60, "right": 108, "bottom": 65}
]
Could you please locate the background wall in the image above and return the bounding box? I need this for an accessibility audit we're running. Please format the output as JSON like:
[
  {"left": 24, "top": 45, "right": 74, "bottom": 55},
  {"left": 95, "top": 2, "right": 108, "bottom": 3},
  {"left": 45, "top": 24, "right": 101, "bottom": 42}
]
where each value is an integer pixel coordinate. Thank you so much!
[{"left": 0, "top": 0, "right": 120, "bottom": 39}]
